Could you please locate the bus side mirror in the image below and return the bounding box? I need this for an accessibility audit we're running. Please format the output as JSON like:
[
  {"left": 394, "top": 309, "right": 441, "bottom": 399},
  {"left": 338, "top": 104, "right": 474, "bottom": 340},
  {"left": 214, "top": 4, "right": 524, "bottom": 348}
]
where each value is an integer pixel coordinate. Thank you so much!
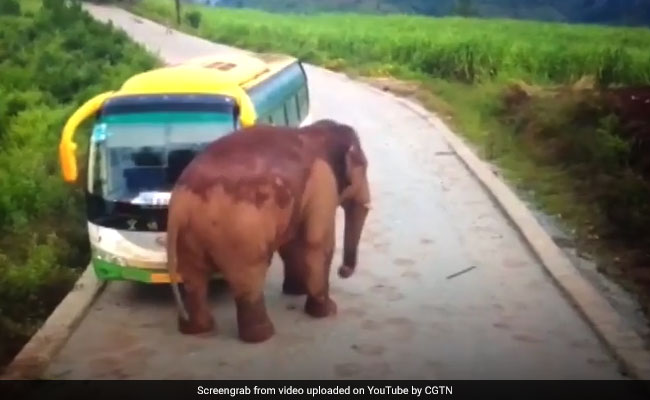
[{"left": 59, "top": 91, "right": 114, "bottom": 183}]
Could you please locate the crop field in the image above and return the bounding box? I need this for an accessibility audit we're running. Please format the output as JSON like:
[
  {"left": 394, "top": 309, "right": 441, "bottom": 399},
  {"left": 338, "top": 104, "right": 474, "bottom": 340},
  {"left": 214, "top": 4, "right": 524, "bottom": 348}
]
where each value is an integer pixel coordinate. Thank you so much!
[{"left": 137, "top": 0, "right": 650, "bottom": 86}]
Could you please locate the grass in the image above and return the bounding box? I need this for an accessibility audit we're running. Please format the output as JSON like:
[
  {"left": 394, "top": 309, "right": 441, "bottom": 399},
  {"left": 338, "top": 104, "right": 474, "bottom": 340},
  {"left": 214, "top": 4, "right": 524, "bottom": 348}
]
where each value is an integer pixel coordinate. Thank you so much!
[
  {"left": 130, "top": 0, "right": 650, "bottom": 324},
  {"left": 0, "top": 0, "right": 158, "bottom": 370}
]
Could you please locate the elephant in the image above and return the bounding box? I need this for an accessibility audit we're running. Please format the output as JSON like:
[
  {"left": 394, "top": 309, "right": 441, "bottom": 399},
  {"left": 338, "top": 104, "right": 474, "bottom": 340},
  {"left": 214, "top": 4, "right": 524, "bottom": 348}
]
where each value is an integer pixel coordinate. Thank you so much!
[{"left": 165, "top": 119, "right": 371, "bottom": 343}]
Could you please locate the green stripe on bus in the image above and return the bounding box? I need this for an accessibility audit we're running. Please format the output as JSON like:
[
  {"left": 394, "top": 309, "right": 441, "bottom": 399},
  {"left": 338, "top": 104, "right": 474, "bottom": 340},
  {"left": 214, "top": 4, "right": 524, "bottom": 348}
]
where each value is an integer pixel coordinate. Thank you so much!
[
  {"left": 91, "top": 258, "right": 223, "bottom": 283},
  {"left": 92, "top": 258, "right": 155, "bottom": 283}
]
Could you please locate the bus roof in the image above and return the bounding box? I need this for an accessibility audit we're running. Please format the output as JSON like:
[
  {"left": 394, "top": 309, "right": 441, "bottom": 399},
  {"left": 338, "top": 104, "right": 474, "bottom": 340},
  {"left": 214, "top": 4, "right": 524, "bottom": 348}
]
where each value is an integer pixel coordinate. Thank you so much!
[{"left": 115, "top": 51, "right": 298, "bottom": 96}]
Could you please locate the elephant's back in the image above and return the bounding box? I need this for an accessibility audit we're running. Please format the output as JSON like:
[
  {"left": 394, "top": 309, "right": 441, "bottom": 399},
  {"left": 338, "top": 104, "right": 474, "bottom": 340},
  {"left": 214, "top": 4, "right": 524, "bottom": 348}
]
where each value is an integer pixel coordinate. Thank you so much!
[
  {"left": 171, "top": 127, "right": 310, "bottom": 222},
  {"left": 188, "top": 125, "right": 306, "bottom": 169}
]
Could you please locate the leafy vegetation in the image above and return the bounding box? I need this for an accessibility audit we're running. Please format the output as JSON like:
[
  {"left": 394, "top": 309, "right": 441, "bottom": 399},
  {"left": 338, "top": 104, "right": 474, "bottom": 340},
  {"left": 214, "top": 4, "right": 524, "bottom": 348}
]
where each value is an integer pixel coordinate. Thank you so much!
[
  {"left": 135, "top": 0, "right": 650, "bottom": 323},
  {"left": 185, "top": 9, "right": 202, "bottom": 28},
  {"left": 0, "top": 0, "right": 157, "bottom": 370},
  {"left": 188, "top": 0, "right": 650, "bottom": 26}
]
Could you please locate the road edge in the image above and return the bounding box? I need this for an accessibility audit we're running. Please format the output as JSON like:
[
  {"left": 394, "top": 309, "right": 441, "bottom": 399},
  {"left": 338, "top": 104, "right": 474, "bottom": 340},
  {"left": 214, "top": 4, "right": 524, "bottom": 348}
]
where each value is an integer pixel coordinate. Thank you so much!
[
  {"left": 327, "top": 68, "right": 650, "bottom": 381},
  {"left": 0, "top": 263, "right": 105, "bottom": 380}
]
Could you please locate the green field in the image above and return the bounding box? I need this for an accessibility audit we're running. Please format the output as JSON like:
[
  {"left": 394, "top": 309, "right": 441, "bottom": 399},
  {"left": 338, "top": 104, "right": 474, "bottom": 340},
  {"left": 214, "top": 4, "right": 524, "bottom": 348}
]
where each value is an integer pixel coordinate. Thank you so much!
[
  {"left": 132, "top": 0, "right": 650, "bottom": 319},
  {"left": 138, "top": 0, "right": 650, "bottom": 86},
  {"left": 166, "top": 0, "right": 650, "bottom": 26},
  {"left": 0, "top": 0, "right": 157, "bottom": 369}
]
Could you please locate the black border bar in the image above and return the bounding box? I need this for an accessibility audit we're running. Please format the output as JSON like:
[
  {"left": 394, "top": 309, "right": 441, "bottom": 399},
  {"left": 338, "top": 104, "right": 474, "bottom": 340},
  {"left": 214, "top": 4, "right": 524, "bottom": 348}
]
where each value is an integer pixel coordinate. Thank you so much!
[{"left": 3, "top": 380, "right": 650, "bottom": 400}]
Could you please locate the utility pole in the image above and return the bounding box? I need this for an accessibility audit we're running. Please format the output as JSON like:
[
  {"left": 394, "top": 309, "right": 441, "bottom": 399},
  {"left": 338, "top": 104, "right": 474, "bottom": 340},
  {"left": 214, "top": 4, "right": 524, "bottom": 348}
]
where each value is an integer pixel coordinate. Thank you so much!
[{"left": 174, "top": 0, "right": 181, "bottom": 26}]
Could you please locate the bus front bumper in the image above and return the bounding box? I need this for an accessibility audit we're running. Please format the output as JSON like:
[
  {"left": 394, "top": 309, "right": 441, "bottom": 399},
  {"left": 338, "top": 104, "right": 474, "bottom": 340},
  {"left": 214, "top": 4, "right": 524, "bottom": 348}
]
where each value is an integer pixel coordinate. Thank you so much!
[{"left": 92, "top": 258, "right": 222, "bottom": 284}]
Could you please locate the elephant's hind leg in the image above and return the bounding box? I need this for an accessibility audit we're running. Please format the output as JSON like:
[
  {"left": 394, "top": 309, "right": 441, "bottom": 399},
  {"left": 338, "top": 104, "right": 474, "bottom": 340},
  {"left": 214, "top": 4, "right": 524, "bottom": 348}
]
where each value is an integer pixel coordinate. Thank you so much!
[
  {"left": 278, "top": 239, "right": 307, "bottom": 295},
  {"left": 176, "top": 233, "right": 215, "bottom": 335},
  {"left": 221, "top": 259, "right": 275, "bottom": 343}
]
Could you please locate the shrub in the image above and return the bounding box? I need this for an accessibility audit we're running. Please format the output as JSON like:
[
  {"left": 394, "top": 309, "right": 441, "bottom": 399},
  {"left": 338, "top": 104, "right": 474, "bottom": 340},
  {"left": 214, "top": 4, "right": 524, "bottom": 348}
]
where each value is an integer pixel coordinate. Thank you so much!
[
  {"left": 185, "top": 10, "right": 201, "bottom": 28},
  {"left": 0, "top": 0, "right": 20, "bottom": 16}
]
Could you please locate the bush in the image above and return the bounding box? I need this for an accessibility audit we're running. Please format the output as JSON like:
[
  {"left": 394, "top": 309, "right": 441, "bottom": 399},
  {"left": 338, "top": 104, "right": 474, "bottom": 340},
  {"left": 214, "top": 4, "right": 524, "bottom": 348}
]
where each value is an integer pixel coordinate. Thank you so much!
[
  {"left": 0, "top": 0, "right": 157, "bottom": 369},
  {"left": 0, "top": 0, "right": 20, "bottom": 16},
  {"left": 185, "top": 10, "right": 201, "bottom": 28}
]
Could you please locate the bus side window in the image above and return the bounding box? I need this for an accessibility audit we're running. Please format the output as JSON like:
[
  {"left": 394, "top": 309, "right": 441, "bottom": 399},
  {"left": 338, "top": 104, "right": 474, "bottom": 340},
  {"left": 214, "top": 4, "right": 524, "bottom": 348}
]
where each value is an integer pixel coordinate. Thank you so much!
[
  {"left": 247, "top": 61, "right": 309, "bottom": 127},
  {"left": 286, "top": 96, "right": 300, "bottom": 126},
  {"left": 297, "top": 86, "right": 308, "bottom": 119},
  {"left": 283, "top": 104, "right": 290, "bottom": 126},
  {"left": 259, "top": 114, "right": 273, "bottom": 125},
  {"left": 272, "top": 106, "right": 287, "bottom": 126}
]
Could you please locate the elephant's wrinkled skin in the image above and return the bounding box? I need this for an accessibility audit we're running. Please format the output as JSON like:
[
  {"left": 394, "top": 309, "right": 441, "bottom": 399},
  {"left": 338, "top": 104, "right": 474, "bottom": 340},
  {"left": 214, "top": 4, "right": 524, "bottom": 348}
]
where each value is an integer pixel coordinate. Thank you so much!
[{"left": 165, "top": 120, "right": 371, "bottom": 343}]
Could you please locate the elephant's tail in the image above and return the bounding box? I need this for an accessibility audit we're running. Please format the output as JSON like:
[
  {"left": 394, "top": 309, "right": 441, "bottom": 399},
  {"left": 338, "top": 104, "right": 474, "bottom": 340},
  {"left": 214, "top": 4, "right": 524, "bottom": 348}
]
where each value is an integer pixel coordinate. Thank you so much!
[{"left": 167, "top": 192, "right": 189, "bottom": 321}]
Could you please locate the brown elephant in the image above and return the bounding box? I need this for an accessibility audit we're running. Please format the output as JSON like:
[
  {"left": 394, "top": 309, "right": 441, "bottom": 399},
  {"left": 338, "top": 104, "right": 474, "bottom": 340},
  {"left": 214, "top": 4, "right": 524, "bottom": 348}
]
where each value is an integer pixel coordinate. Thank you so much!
[{"left": 165, "top": 119, "right": 371, "bottom": 343}]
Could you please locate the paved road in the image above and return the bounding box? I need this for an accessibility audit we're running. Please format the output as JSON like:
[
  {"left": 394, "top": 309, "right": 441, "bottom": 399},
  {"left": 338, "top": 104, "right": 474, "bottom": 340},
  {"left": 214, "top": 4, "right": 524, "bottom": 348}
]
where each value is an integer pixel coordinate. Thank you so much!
[{"left": 44, "top": 4, "right": 629, "bottom": 380}]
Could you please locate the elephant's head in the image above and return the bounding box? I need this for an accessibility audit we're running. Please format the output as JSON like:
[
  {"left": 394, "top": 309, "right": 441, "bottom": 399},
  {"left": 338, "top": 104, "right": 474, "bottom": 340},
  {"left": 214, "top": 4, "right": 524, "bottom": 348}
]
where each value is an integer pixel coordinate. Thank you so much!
[{"left": 304, "top": 119, "right": 371, "bottom": 279}]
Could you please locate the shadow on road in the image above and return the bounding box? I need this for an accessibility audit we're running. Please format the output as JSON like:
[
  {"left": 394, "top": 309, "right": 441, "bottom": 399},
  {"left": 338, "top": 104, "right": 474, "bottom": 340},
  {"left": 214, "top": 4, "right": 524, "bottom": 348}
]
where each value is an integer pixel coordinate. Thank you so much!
[{"left": 115, "top": 279, "right": 233, "bottom": 307}]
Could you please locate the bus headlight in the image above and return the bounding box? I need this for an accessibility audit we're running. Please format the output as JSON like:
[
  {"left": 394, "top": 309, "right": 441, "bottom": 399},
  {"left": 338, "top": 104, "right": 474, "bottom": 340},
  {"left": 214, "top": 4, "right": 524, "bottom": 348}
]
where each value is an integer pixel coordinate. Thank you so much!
[{"left": 93, "top": 248, "right": 127, "bottom": 267}]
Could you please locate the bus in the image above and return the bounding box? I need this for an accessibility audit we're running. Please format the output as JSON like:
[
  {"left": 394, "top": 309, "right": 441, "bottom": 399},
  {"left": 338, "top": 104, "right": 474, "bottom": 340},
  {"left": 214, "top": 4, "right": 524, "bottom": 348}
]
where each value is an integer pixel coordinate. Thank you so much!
[{"left": 58, "top": 51, "right": 311, "bottom": 284}]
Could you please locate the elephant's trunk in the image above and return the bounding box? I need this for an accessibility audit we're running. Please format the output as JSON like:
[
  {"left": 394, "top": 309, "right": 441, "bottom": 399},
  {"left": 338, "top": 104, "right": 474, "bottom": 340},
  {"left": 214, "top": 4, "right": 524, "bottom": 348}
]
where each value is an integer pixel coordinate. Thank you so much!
[{"left": 338, "top": 200, "right": 369, "bottom": 278}]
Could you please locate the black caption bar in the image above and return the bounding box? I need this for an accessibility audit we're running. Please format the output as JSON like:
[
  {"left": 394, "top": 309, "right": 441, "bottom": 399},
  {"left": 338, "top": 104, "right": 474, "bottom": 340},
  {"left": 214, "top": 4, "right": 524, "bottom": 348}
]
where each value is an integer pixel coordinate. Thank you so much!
[{"left": 3, "top": 380, "right": 650, "bottom": 400}]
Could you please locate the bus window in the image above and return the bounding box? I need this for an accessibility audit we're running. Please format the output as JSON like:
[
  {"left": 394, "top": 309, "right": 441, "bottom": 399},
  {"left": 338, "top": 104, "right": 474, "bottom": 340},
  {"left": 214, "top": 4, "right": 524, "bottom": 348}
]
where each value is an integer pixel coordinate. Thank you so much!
[
  {"left": 87, "top": 110, "right": 236, "bottom": 204},
  {"left": 286, "top": 96, "right": 300, "bottom": 126},
  {"left": 271, "top": 106, "right": 287, "bottom": 126},
  {"left": 283, "top": 104, "right": 290, "bottom": 126},
  {"left": 247, "top": 61, "right": 308, "bottom": 126},
  {"left": 297, "top": 86, "right": 309, "bottom": 119}
]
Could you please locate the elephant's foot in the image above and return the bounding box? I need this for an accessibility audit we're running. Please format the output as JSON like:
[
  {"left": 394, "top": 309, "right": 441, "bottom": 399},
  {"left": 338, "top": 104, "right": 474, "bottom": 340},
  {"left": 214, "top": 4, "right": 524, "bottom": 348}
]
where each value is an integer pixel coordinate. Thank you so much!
[
  {"left": 236, "top": 297, "right": 275, "bottom": 343},
  {"left": 305, "top": 296, "right": 337, "bottom": 318},
  {"left": 178, "top": 314, "right": 215, "bottom": 335},
  {"left": 282, "top": 278, "right": 307, "bottom": 296},
  {"left": 338, "top": 265, "right": 355, "bottom": 278},
  {"left": 239, "top": 320, "right": 275, "bottom": 343}
]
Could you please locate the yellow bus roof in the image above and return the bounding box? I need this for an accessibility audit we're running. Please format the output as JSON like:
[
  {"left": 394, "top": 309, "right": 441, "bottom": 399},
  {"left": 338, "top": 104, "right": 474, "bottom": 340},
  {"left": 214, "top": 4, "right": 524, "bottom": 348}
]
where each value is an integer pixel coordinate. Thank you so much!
[{"left": 116, "top": 51, "right": 297, "bottom": 96}]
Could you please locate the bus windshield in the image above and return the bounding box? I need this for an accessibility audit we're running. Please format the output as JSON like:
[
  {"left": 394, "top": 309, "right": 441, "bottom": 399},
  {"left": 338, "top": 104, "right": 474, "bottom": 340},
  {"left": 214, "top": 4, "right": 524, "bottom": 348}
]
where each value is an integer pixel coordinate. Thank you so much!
[{"left": 88, "top": 111, "right": 235, "bottom": 205}]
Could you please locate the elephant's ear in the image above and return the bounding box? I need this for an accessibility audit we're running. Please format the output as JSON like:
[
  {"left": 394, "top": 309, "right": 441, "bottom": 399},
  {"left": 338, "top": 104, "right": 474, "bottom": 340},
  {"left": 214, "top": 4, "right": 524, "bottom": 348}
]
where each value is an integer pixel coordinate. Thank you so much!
[
  {"left": 342, "top": 144, "right": 371, "bottom": 207},
  {"left": 345, "top": 143, "right": 366, "bottom": 168}
]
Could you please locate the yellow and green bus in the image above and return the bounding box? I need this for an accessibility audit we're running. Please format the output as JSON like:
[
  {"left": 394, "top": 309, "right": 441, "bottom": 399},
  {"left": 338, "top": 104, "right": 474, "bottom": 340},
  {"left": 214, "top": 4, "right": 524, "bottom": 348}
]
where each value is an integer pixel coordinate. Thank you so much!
[{"left": 59, "top": 51, "right": 311, "bottom": 284}]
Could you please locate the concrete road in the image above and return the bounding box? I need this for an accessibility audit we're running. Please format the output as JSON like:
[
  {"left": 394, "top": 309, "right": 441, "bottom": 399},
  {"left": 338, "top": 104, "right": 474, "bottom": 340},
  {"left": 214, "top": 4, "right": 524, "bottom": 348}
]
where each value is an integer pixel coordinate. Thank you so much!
[{"left": 44, "top": 4, "right": 629, "bottom": 380}]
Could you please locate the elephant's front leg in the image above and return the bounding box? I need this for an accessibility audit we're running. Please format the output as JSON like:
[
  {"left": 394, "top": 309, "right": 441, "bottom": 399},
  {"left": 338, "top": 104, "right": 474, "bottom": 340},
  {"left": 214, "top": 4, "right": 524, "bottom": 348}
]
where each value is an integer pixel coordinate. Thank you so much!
[
  {"left": 303, "top": 232, "right": 337, "bottom": 318},
  {"left": 279, "top": 239, "right": 307, "bottom": 295}
]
